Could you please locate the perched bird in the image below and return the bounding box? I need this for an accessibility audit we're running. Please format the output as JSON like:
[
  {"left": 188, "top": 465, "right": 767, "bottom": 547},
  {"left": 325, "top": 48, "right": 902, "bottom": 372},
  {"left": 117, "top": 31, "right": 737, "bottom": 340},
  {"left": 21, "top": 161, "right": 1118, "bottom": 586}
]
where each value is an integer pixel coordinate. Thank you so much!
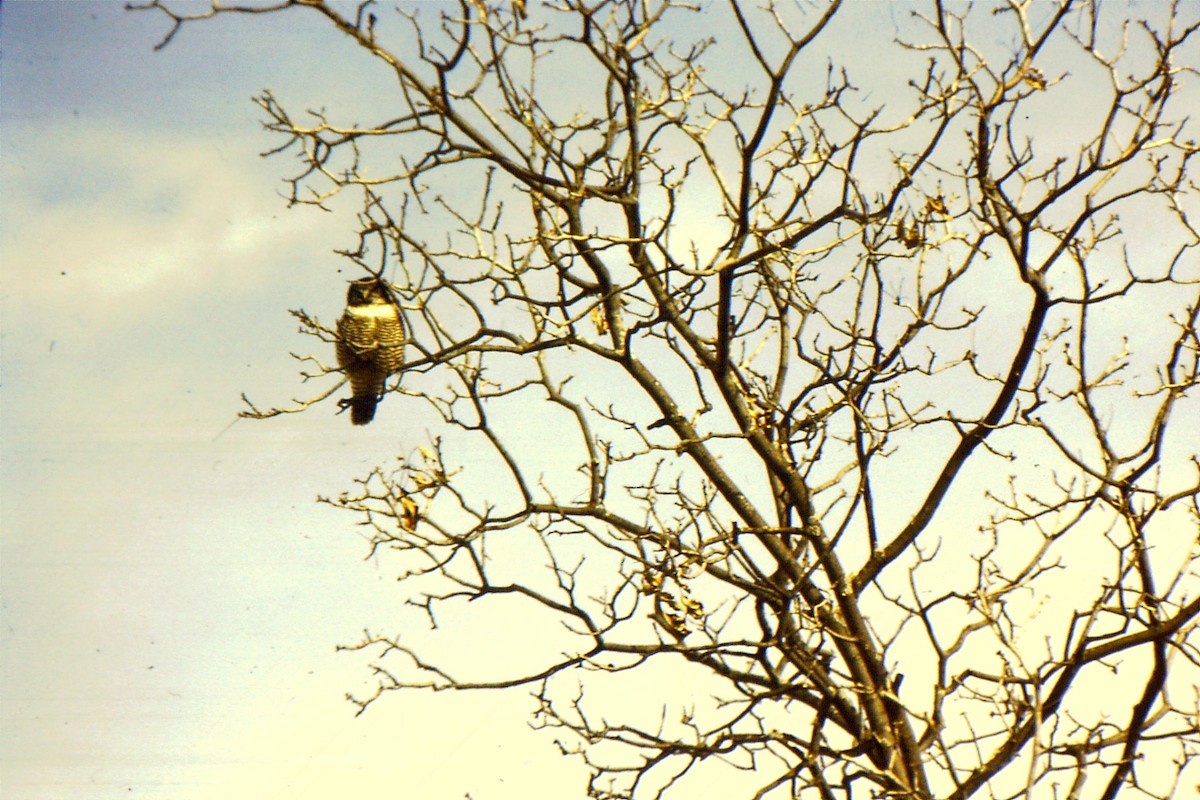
[{"left": 336, "top": 279, "right": 406, "bottom": 425}]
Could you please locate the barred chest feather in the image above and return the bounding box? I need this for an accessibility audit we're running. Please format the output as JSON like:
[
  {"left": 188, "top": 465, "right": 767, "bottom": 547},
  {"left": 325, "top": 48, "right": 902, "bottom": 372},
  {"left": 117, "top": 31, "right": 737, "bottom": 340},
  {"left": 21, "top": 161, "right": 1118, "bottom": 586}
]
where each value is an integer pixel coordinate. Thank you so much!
[{"left": 337, "top": 303, "right": 406, "bottom": 375}]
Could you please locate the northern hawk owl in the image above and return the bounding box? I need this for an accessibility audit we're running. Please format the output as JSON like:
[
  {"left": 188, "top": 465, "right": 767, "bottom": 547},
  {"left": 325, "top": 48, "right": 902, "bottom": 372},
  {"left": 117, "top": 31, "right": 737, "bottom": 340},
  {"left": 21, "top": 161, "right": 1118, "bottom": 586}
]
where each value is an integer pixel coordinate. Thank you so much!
[{"left": 336, "top": 279, "right": 406, "bottom": 425}]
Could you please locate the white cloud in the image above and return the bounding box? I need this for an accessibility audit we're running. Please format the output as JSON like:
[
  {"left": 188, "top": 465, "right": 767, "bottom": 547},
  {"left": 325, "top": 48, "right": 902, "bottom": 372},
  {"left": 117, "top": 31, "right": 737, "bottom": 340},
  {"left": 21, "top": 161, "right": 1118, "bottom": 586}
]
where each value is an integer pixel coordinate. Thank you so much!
[
  {"left": 3, "top": 120, "right": 334, "bottom": 306},
  {"left": 0, "top": 118, "right": 357, "bottom": 442}
]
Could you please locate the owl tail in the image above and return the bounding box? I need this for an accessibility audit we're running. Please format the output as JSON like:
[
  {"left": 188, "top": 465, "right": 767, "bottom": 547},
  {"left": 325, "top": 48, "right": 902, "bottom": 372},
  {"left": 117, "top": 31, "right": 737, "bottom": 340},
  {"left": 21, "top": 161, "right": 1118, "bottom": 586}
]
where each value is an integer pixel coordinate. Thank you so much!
[{"left": 349, "top": 396, "right": 379, "bottom": 425}]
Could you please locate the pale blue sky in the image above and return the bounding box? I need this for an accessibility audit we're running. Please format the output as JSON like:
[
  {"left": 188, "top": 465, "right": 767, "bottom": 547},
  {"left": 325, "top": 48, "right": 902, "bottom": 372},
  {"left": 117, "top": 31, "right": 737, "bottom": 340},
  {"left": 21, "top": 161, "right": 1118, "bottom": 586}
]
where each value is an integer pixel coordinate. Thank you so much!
[{"left": 1, "top": 2, "right": 579, "bottom": 798}]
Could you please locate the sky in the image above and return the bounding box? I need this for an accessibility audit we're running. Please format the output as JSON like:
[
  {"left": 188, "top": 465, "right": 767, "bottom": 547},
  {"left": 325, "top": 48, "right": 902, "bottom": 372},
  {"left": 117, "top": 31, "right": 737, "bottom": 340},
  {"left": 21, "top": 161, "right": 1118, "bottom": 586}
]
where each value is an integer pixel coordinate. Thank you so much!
[
  {"left": 2, "top": 2, "right": 1197, "bottom": 800},
  {"left": 0, "top": 2, "right": 581, "bottom": 798}
]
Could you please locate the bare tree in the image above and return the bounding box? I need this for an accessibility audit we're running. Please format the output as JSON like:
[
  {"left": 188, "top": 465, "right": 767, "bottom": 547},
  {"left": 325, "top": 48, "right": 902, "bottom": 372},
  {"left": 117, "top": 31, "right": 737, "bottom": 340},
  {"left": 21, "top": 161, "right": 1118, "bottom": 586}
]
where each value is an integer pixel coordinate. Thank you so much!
[{"left": 133, "top": 1, "right": 1200, "bottom": 798}]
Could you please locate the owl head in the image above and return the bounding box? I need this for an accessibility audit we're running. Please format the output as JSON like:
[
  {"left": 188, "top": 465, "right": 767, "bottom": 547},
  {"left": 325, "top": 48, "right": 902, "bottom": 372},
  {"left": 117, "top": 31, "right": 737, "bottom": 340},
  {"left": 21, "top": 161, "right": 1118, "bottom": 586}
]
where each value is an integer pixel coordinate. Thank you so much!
[{"left": 346, "top": 279, "right": 394, "bottom": 306}]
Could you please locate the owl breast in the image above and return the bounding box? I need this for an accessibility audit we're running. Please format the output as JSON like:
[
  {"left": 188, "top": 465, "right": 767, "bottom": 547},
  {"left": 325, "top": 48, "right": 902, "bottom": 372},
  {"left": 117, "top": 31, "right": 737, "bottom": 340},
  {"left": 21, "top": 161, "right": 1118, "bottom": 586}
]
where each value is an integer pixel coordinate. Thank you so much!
[{"left": 338, "top": 305, "right": 404, "bottom": 366}]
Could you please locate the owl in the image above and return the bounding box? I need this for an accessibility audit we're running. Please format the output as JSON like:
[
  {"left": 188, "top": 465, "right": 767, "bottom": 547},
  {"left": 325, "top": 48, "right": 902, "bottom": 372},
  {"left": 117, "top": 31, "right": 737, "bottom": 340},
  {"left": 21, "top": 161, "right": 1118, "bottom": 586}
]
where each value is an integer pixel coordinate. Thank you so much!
[{"left": 336, "top": 279, "right": 406, "bottom": 425}]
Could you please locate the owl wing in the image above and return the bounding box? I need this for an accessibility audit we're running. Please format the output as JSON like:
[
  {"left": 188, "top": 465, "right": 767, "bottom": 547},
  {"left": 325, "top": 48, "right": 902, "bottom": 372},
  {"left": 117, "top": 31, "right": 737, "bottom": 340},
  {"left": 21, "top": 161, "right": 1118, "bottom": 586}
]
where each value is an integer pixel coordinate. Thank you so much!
[{"left": 336, "top": 313, "right": 371, "bottom": 371}]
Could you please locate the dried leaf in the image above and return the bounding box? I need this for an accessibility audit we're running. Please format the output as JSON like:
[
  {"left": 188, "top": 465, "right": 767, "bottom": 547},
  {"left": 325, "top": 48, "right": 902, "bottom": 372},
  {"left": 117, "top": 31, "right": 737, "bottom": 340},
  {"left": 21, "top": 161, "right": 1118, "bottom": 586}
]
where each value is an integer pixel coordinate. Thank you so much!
[
  {"left": 923, "top": 194, "right": 947, "bottom": 217},
  {"left": 591, "top": 305, "right": 609, "bottom": 335},
  {"left": 897, "top": 217, "right": 923, "bottom": 249},
  {"left": 400, "top": 495, "right": 419, "bottom": 531}
]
